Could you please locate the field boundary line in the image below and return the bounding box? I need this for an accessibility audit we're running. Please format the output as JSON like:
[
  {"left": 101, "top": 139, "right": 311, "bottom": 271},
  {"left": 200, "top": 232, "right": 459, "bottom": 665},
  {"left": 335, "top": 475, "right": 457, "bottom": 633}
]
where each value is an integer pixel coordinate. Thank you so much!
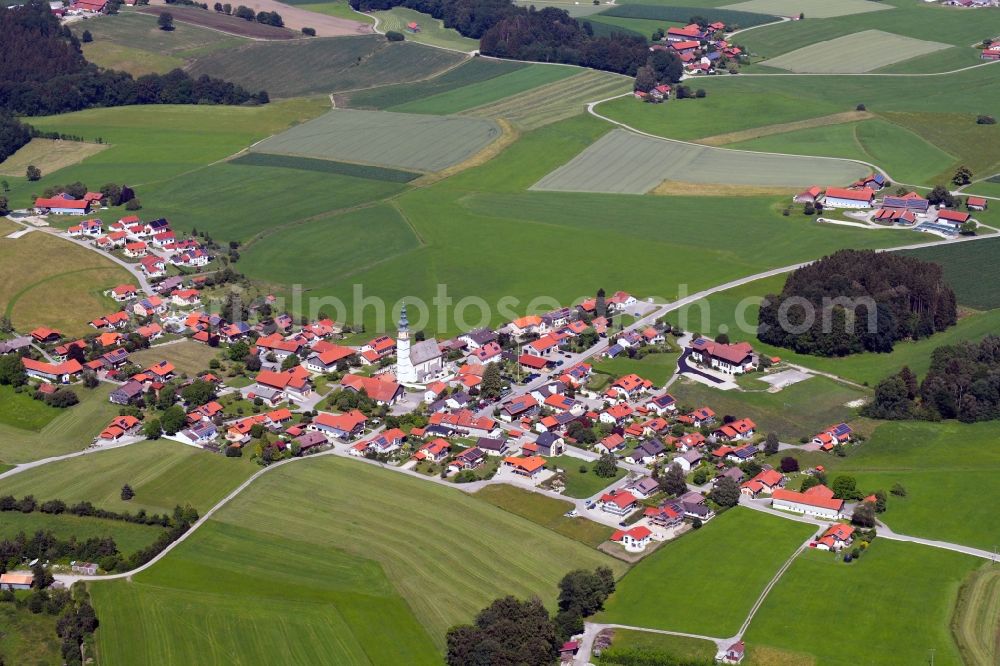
[{"left": 694, "top": 110, "right": 874, "bottom": 146}]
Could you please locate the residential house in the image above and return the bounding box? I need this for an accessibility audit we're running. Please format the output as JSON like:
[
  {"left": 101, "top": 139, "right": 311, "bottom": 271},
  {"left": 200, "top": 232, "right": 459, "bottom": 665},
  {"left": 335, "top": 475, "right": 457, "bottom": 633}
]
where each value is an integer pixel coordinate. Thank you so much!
[
  {"left": 365, "top": 428, "right": 406, "bottom": 455},
  {"left": 107, "top": 284, "right": 138, "bottom": 302},
  {"left": 304, "top": 344, "right": 356, "bottom": 374},
  {"left": 448, "top": 447, "right": 486, "bottom": 472},
  {"left": 611, "top": 525, "right": 653, "bottom": 552},
  {"left": 794, "top": 186, "right": 822, "bottom": 204},
  {"left": 309, "top": 410, "right": 367, "bottom": 440},
  {"left": 674, "top": 449, "right": 703, "bottom": 473},
  {"left": 139, "top": 256, "right": 166, "bottom": 277},
  {"left": 177, "top": 420, "right": 218, "bottom": 446},
  {"left": 341, "top": 373, "right": 402, "bottom": 405},
  {"left": 644, "top": 503, "right": 683, "bottom": 530},
  {"left": 414, "top": 438, "right": 451, "bottom": 463},
  {"left": 714, "top": 418, "right": 757, "bottom": 442},
  {"left": 22, "top": 358, "right": 82, "bottom": 383},
  {"left": 99, "top": 415, "right": 141, "bottom": 440},
  {"left": 597, "top": 490, "right": 639, "bottom": 516},
  {"left": 508, "top": 315, "right": 544, "bottom": 339},
  {"left": 689, "top": 337, "right": 756, "bottom": 374},
  {"left": 595, "top": 433, "right": 627, "bottom": 455},
  {"left": 170, "top": 289, "right": 201, "bottom": 307},
  {"left": 812, "top": 423, "right": 853, "bottom": 452},
  {"left": 719, "top": 641, "right": 746, "bottom": 665},
  {"left": 109, "top": 380, "right": 145, "bottom": 405},
  {"left": 740, "top": 469, "right": 784, "bottom": 498},
  {"left": 471, "top": 341, "right": 503, "bottom": 365},
  {"left": 815, "top": 524, "right": 855, "bottom": 552},
  {"left": 600, "top": 403, "right": 633, "bottom": 426},
  {"left": 458, "top": 328, "right": 497, "bottom": 349},
  {"left": 502, "top": 455, "right": 547, "bottom": 480},
  {"left": 31, "top": 327, "right": 62, "bottom": 343},
  {"left": 253, "top": 366, "right": 313, "bottom": 404},
  {"left": 882, "top": 191, "right": 929, "bottom": 212},
  {"left": 428, "top": 410, "right": 499, "bottom": 438},
  {"left": 534, "top": 431, "right": 565, "bottom": 456},
  {"left": 501, "top": 394, "right": 539, "bottom": 422},
  {"left": 647, "top": 393, "right": 677, "bottom": 415},
  {"left": 626, "top": 439, "right": 666, "bottom": 465},
  {"left": 256, "top": 333, "right": 305, "bottom": 362},
  {"left": 610, "top": 373, "right": 654, "bottom": 399},
  {"left": 476, "top": 437, "right": 510, "bottom": 456},
  {"left": 625, "top": 477, "right": 660, "bottom": 499}
]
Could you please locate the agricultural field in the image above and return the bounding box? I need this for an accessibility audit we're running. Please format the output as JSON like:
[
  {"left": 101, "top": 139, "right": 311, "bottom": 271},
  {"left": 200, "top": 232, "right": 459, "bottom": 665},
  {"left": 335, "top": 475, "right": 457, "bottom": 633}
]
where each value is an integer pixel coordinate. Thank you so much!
[
  {"left": 598, "top": 3, "right": 779, "bottom": 26},
  {"left": 951, "top": 565, "right": 1000, "bottom": 666},
  {"left": 762, "top": 30, "right": 951, "bottom": 74},
  {"left": 0, "top": 384, "right": 63, "bottom": 433},
  {"left": 473, "top": 484, "right": 615, "bottom": 547},
  {"left": 0, "top": 139, "right": 108, "bottom": 178},
  {"left": 372, "top": 7, "right": 478, "bottom": 51},
  {"left": 592, "top": 351, "right": 680, "bottom": 386},
  {"left": 0, "top": 511, "right": 166, "bottom": 556},
  {"left": 513, "top": 0, "right": 611, "bottom": 17},
  {"left": 250, "top": 108, "right": 502, "bottom": 172},
  {"left": 546, "top": 454, "right": 627, "bottom": 498},
  {"left": 0, "top": 439, "right": 258, "bottom": 515},
  {"left": 744, "top": 541, "right": 979, "bottom": 665},
  {"left": 531, "top": 129, "right": 869, "bottom": 193},
  {"left": 136, "top": 6, "right": 298, "bottom": 39},
  {"left": 0, "top": 384, "right": 121, "bottom": 465},
  {"left": 599, "top": 508, "right": 815, "bottom": 636},
  {"left": 229, "top": 151, "right": 420, "bottom": 182},
  {"left": 0, "top": 229, "right": 131, "bottom": 336},
  {"left": 462, "top": 69, "right": 631, "bottom": 130},
  {"left": 964, "top": 177, "right": 1000, "bottom": 199},
  {"left": 390, "top": 65, "right": 580, "bottom": 115},
  {"left": 670, "top": 374, "right": 867, "bottom": 440},
  {"left": 880, "top": 111, "right": 1000, "bottom": 183},
  {"left": 187, "top": 36, "right": 464, "bottom": 98},
  {"left": 89, "top": 456, "right": 626, "bottom": 663},
  {"left": 721, "top": 0, "right": 890, "bottom": 19},
  {"left": 288, "top": 0, "right": 375, "bottom": 25},
  {"left": 902, "top": 237, "right": 1000, "bottom": 310},
  {"left": 128, "top": 340, "right": 222, "bottom": 378},
  {"left": 583, "top": 14, "right": 670, "bottom": 40}
]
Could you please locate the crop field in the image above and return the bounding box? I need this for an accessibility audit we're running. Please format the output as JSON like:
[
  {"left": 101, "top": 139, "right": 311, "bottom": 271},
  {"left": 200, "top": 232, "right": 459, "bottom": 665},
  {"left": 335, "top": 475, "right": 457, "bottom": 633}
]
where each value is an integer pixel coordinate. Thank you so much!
[
  {"left": 951, "top": 565, "right": 1000, "bottom": 666},
  {"left": 390, "top": 64, "right": 580, "bottom": 115},
  {"left": 729, "top": 117, "right": 957, "bottom": 186},
  {"left": 745, "top": 541, "right": 978, "bottom": 665},
  {"left": 187, "top": 36, "right": 465, "bottom": 98},
  {"left": 136, "top": 6, "right": 298, "bottom": 39},
  {"left": 372, "top": 7, "right": 478, "bottom": 51},
  {"left": 584, "top": 15, "right": 671, "bottom": 40},
  {"left": 762, "top": 30, "right": 951, "bottom": 74},
  {"left": 721, "top": 0, "right": 891, "bottom": 19},
  {"left": 600, "top": 508, "right": 814, "bottom": 636},
  {"left": 0, "top": 439, "right": 258, "bottom": 515},
  {"left": 0, "top": 511, "right": 166, "bottom": 556},
  {"left": 89, "top": 456, "right": 626, "bottom": 663},
  {"left": 462, "top": 69, "right": 631, "bottom": 130},
  {"left": 670, "top": 375, "right": 867, "bottom": 440},
  {"left": 239, "top": 204, "right": 422, "bottom": 286},
  {"left": 532, "top": 129, "right": 869, "bottom": 193},
  {"left": 473, "top": 484, "right": 615, "bottom": 547},
  {"left": 250, "top": 108, "right": 501, "bottom": 172},
  {"left": 341, "top": 57, "right": 524, "bottom": 109},
  {"left": 0, "top": 139, "right": 108, "bottom": 177},
  {"left": 128, "top": 340, "right": 222, "bottom": 378},
  {"left": 513, "top": 0, "right": 610, "bottom": 17},
  {"left": 599, "top": 3, "right": 779, "bottom": 26},
  {"left": 902, "top": 237, "right": 1000, "bottom": 310},
  {"left": 0, "top": 230, "right": 130, "bottom": 337},
  {"left": 230, "top": 151, "right": 420, "bottom": 182},
  {"left": 0, "top": 384, "right": 120, "bottom": 465}
]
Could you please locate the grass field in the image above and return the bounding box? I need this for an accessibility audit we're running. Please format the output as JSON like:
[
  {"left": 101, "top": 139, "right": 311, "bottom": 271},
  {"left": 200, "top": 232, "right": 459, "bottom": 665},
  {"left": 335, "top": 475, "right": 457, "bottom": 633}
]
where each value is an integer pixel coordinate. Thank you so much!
[
  {"left": 463, "top": 69, "right": 631, "bottom": 130},
  {"left": 89, "top": 456, "right": 626, "bottom": 663},
  {"left": 881, "top": 112, "right": 1000, "bottom": 184},
  {"left": 0, "top": 439, "right": 258, "bottom": 515},
  {"left": 745, "top": 541, "right": 978, "bottom": 665},
  {"left": 0, "top": 605, "right": 61, "bottom": 666},
  {"left": 902, "top": 237, "right": 1000, "bottom": 310},
  {"left": 0, "top": 385, "right": 62, "bottom": 432},
  {"left": 293, "top": 0, "right": 375, "bottom": 23},
  {"left": 136, "top": 6, "right": 298, "bottom": 39},
  {"left": 599, "top": 3, "right": 779, "bottom": 26},
  {"left": 762, "top": 30, "right": 951, "bottom": 74},
  {"left": 0, "top": 511, "right": 166, "bottom": 556},
  {"left": 592, "top": 352, "right": 680, "bottom": 386},
  {"left": 473, "top": 484, "right": 615, "bottom": 547},
  {"left": 729, "top": 117, "right": 958, "bottom": 186},
  {"left": 584, "top": 14, "right": 668, "bottom": 40},
  {"left": 600, "top": 508, "right": 814, "bottom": 636},
  {"left": 722, "top": 0, "right": 890, "bottom": 18},
  {"left": 128, "top": 340, "right": 222, "bottom": 378},
  {"left": 0, "top": 385, "right": 121, "bottom": 466},
  {"left": 229, "top": 152, "right": 420, "bottom": 182},
  {"left": 951, "top": 565, "right": 1000, "bottom": 666},
  {"left": 372, "top": 7, "right": 478, "bottom": 51},
  {"left": 598, "top": 629, "right": 717, "bottom": 664},
  {"left": 0, "top": 139, "right": 108, "bottom": 177},
  {"left": 532, "top": 128, "right": 869, "bottom": 193},
  {"left": 390, "top": 64, "right": 579, "bottom": 115},
  {"left": 670, "top": 374, "right": 867, "bottom": 440},
  {"left": 547, "top": 454, "right": 627, "bottom": 498},
  {"left": 187, "top": 35, "right": 464, "bottom": 98},
  {"left": 514, "top": 0, "right": 611, "bottom": 17},
  {"left": 251, "top": 108, "right": 501, "bottom": 172}
]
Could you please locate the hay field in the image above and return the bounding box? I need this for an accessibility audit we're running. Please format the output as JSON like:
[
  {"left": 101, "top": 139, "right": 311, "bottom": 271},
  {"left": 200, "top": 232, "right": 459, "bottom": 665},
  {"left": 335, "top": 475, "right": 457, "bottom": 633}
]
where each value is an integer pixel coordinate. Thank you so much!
[
  {"left": 763, "top": 30, "right": 952, "bottom": 74},
  {"left": 722, "top": 0, "right": 891, "bottom": 18},
  {"left": 372, "top": 7, "right": 478, "bottom": 51},
  {"left": 0, "top": 139, "right": 108, "bottom": 177},
  {"left": 532, "top": 129, "right": 868, "bottom": 194},
  {"left": 251, "top": 108, "right": 501, "bottom": 172}
]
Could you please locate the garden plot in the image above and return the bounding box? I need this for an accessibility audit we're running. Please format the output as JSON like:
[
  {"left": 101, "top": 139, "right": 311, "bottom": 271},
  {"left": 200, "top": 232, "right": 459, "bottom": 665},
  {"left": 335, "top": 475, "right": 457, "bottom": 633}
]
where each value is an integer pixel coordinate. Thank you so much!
[
  {"left": 531, "top": 129, "right": 868, "bottom": 194},
  {"left": 763, "top": 30, "right": 951, "bottom": 74},
  {"left": 722, "top": 0, "right": 892, "bottom": 19},
  {"left": 250, "top": 108, "right": 501, "bottom": 172}
]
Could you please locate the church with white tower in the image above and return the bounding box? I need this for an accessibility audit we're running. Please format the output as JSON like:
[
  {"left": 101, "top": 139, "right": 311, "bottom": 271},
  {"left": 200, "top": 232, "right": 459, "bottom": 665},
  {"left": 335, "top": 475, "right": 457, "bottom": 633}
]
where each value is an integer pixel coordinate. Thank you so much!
[{"left": 394, "top": 304, "right": 445, "bottom": 387}]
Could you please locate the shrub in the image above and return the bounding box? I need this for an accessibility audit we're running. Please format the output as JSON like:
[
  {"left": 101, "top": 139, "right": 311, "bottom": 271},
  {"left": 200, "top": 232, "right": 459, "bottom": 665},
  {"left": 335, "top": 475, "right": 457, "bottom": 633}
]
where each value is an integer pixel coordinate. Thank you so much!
[
  {"left": 125, "top": 198, "right": 142, "bottom": 211},
  {"left": 301, "top": 26, "right": 316, "bottom": 36},
  {"left": 976, "top": 115, "right": 996, "bottom": 125},
  {"left": 856, "top": 103, "right": 866, "bottom": 111},
  {"left": 386, "top": 30, "right": 404, "bottom": 41}
]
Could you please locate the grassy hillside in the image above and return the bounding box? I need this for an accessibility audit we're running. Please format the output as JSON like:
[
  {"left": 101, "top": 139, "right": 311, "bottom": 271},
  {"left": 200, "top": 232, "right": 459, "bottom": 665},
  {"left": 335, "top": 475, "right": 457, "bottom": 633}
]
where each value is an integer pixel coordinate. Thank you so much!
[{"left": 902, "top": 237, "right": 1000, "bottom": 310}]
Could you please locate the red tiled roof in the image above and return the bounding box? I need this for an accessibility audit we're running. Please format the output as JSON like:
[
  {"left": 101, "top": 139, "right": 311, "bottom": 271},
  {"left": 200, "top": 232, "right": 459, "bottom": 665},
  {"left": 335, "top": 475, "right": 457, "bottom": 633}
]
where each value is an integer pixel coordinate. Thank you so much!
[{"left": 825, "top": 187, "right": 874, "bottom": 202}]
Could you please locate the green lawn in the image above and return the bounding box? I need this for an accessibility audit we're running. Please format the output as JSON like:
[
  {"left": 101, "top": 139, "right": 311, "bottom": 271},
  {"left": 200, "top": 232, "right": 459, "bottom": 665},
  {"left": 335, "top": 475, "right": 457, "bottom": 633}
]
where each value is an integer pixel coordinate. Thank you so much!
[
  {"left": 89, "top": 456, "right": 625, "bottom": 663},
  {"left": 0, "top": 440, "right": 258, "bottom": 515},
  {"left": 593, "top": 352, "right": 680, "bottom": 386},
  {"left": 0, "top": 604, "right": 61, "bottom": 666},
  {"left": 599, "top": 508, "right": 815, "bottom": 636},
  {"left": 745, "top": 540, "right": 980, "bottom": 665},
  {"left": 0, "top": 385, "right": 62, "bottom": 432},
  {"left": 0, "top": 511, "right": 166, "bottom": 557},
  {"left": 546, "top": 455, "right": 626, "bottom": 499},
  {"left": 473, "top": 484, "right": 615, "bottom": 547},
  {"left": 0, "top": 384, "right": 122, "bottom": 466},
  {"left": 670, "top": 374, "right": 868, "bottom": 440},
  {"left": 129, "top": 340, "right": 222, "bottom": 378},
  {"left": 598, "top": 629, "right": 717, "bottom": 664}
]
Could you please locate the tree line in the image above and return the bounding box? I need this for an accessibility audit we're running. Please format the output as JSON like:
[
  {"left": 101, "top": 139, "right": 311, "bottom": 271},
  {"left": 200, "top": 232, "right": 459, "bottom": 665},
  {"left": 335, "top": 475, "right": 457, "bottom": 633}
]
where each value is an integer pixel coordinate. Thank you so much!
[
  {"left": 0, "top": 582, "right": 100, "bottom": 666},
  {"left": 758, "top": 250, "right": 957, "bottom": 357},
  {"left": 0, "top": 1, "right": 268, "bottom": 116},
  {"left": 864, "top": 335, "right": 1000, "bottom": 422},
  {"left": 349, "top": 0, "right": 661, "bottom": 76}
]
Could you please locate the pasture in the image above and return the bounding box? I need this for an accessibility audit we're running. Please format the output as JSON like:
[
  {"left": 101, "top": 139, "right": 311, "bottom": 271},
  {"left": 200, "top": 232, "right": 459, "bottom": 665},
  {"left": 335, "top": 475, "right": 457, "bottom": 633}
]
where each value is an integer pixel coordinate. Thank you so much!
[
  {"left": 902, "top": 237, "right": 1000, "bottom": 310},
  {"left": 0, "top": 439, "right": 258, "bottom": 515},
  {"left": 669, "top": 374, "right": 867, "bottom": 440},
  {"left": 762, "top": 30, "right": 951, "bottom": 74},
  {"left": 0, "top": 385, "right": 62, "bottom": 432},
  {"left": 128, "top": 340, "right": 222, "bottom": 378},
  {"left": 89, "top": 520, "right": 441, "bottom": 666},
  {"left": 599, "top": 3, "right": 779, "bottom": 26},
  {"left": 473, "top": 484, "right": 614, "bottom": 547},
  {"left": 721, "top": 0, "right": 890, "bottom": 19},
  {"left": 250, "top": 108, "right": 501, "bottom": 172},
  {"left": 531, "top": 129, "right": 869, "bottom": 193},
  {"left": 0, "top": 384, "right": 121, "bottom": 465},
  {"left": 372, "top": 7, "right": 478, "bottom": 51},
  {"left": 599, "top": 508, "right": 815, "bottom": 636},
  {"left": 744, "top": 541, "right": 978, "bottom": 665},
  {"left": 513, "top": 0, "right": 610, "bottom": 17},
  {"left": 0, "top": 139, "right": 108, "bottom": 178},
  {"left": 951, "top": 565, "right": 1000, "bottom": 666},
  {"left": 0, "top": 511, "right": 166, "bottom": 556},
  {"left": 187, "top": 36, "right": 464, "bottom": 98}
]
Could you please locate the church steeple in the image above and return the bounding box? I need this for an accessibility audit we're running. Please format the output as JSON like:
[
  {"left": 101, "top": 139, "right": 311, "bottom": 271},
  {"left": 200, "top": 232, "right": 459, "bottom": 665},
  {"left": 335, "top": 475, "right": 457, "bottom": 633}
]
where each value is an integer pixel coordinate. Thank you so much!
[
  {"left": 396, "top": 303, "right": 416, "bottom": 384},
  {"left": 398, "top": 304, "right": 409, "bottom": 334}
]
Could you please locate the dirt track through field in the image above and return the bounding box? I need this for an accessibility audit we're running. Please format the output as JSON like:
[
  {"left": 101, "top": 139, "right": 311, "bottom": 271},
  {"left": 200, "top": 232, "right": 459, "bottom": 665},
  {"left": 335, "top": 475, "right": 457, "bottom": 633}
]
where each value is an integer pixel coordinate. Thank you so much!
[
  {"left": 146, "top": 0, "right": 371, "bottom": 37},
  {"left": 695, "top": 110, "right": 874, "bottom": 146}
]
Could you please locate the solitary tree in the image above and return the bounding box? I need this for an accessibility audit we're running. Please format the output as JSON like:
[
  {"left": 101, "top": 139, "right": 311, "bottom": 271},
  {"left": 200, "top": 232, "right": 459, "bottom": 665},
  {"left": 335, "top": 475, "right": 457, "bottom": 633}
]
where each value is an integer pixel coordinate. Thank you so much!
[
  {"left": 709, "top": 476, "right": 740, "bottom": 507},
  {"left": 595, "top": 288, "right": 607, "bottom": 318},
  {"left": 120, "top": 484, "right": 134, "bottom": 501},
  {"left": 157, "top": 11, "right": 174, "bottom": 30},
  {"left": 779, "top": 456, "right": 799, "bottom": 473},
  {"left": 26, "top": 165, "right": 41, "bottom": 181},
  {"left": 952, "top": 165, "right": 973, "bottom": 186},
  {"left": 81, "top": 29, "right": 93, "bottom": 43},
  {"left": 851, "top": 502, "right": 876, "bottom": 528},
  {"left": 593, "top": 453, "right": 618, "bottom": 478},
  {"left": 481, "top": 362, "right": 503, "bottom": 400},
  {"left": 764, "top": 432, "right": 780, "bottom": 456},
  {"left": 660, "top": 463, "right": 688, "bottom": 496}
]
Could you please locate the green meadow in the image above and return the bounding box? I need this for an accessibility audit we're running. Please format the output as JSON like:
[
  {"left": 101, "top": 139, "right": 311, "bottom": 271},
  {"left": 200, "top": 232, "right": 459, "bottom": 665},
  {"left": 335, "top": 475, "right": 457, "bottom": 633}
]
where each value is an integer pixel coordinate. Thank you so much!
[
  {"left": 593, "top": 352, "right": 681, "bottom": 386},
  {"left": 902, "top": 237, "right": 1000, "bottom": 310},
  {"left": 599, "top": 508, "right": 814, "bottom": 636},
  {"left": 372, "top": 7, "right": 479, "bottom": 51},
  {"left": 0, "top": 511, "right": 165, "bottom": 556},
  {"left": 473, "top": 484, "right": 615, "bottom": 547}
]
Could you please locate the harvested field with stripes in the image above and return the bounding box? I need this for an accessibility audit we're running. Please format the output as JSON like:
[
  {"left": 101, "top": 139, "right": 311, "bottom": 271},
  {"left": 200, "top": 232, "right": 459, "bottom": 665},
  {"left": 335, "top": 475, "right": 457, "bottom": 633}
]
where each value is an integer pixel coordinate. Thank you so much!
[
  {"left": 532, "top": 129, "right": 868, "bottom": 194},
  {"left": 722, "top": 0, "right": 891, "bottom": 19},
  {"left": 250, "top": 108, "right": 501, "bottom": 172},
  {"left": 762, "top": 30, "right": 951, "bottom": 74},
  {"left": 951, "top": 566, "right": 1000, "bottom": 666},
  {"left": 462, "top": 69, "right": 630, "bottom": 130}
]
